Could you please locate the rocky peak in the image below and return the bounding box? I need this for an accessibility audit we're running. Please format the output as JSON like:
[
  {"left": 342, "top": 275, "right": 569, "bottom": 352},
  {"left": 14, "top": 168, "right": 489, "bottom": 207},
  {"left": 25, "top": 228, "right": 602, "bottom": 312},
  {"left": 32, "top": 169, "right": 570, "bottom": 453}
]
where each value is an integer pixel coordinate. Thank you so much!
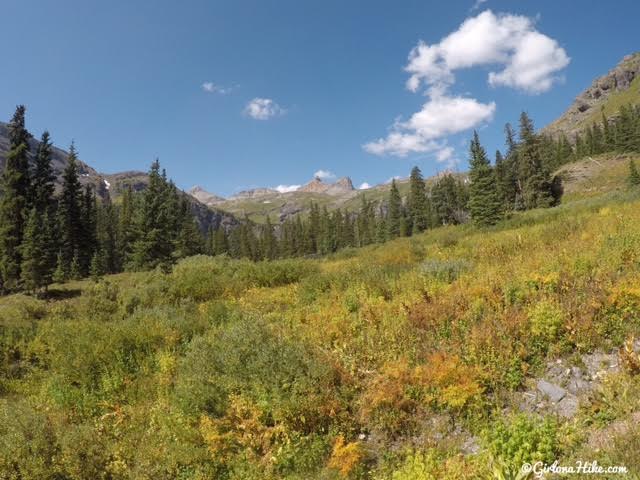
[
  {"left": 543, "top": 52, "right": 640, "bottom": 139},
  {"left": 188, "top": 185, "right": 226, "bottom": 206},
  {"left": 298, "top": 176, "right": 355, "bottom": 195}
]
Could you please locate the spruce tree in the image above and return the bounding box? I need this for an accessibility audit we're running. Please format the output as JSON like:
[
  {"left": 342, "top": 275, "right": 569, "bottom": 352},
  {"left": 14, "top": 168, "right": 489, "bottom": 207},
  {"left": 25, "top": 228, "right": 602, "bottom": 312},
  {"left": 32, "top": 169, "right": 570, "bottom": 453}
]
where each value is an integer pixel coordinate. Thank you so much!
[
  {"left": 518, "top": 112, "right": 554, "bottom": 209},
  {"left": 213, "top": 226, "right": 229, "bottom": 255},
  {"left": 261, "top": 216, "right": 277, "bottom": 260},
  {"left": 57, "top": 144, "right": 83, "bottom": 272},
  {"left": 96, "top": 195, "right": 119, "bottom": 273},
  {"left": 130, "top": 160, "right": 173, "bottom": 270},
  {"left": 20, "top": 208, "right": 49, "bottom": 293},
  {"left": 386, "top": 179, "right": 402, "bottom": 239},
  {"left": 468, "top": 131, "right": 502, "bottom": 227},
  {"left": 407, "top": 166, "right": 428, "bottom": 234},
  {"left": 117, "top": 185, "right": 135, "bottom": 268},
  {"left": 0, "top": 106, "right": 31, "bottom": 291},
  {"left": 52, "top": 251, "right": 67, "bottom": 284}
]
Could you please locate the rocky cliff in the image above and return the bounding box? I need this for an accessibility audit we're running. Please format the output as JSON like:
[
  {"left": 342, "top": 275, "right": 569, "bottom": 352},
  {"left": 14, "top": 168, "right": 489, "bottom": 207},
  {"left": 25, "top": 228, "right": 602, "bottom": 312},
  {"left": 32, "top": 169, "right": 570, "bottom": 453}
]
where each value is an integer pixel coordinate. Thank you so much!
[{"left": 543, "top": 52, "right": 640, "bottom": 139}]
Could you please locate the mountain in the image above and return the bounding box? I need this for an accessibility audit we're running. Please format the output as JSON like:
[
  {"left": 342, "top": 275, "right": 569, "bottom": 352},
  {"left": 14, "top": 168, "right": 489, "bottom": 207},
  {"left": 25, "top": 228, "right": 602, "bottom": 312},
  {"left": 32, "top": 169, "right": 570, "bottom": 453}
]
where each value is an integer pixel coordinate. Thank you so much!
[
  {"left": 543, "top": 52, "right": 640, "bottom": 139},
  {"left": 0, "top": 122, "right": 239, "bottom": 232},
  {"left": 298, "top": 176, "right": 355, "bottom": 195},
  {"left": 188, "top": 185, "right": 226, "bottom": 206}
]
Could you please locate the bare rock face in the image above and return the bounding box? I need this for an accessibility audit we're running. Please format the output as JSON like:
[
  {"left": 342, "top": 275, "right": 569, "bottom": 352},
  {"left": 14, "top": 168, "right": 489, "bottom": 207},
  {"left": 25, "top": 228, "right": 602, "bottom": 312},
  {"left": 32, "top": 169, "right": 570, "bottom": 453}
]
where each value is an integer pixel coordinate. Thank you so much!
[
  {"left": 188, "top": 185, "right": 226, "bottom": 206},
  {"left": 298, "top": 176, "right": 355, "bottom": 195},
  {"left": 543, "top": 52, "right": 640, "bottom": 140},
  {"left": 230, "top": 187, "right": 278, "bottom": 200}
]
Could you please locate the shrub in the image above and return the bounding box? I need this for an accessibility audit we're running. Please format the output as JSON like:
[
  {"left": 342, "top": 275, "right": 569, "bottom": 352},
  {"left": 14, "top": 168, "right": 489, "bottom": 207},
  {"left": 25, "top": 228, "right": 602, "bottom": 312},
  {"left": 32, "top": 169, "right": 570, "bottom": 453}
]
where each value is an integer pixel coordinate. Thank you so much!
[
  {"left": 528, "top": 300, "right": 564, "bottom": 342},
  {"left": 482, "top": 414, "right": 559, "bottom": 473}
]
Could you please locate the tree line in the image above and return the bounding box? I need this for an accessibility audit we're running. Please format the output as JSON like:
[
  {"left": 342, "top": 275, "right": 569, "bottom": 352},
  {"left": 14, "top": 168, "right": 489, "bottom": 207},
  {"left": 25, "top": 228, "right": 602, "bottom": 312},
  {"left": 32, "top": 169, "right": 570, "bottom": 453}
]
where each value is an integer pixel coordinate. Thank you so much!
[
  {"left": 5, "top": 104, "right": 631, "bottom": 290},
  {"left": 0, "top": 106, "right": 204, "bottom": 294}
]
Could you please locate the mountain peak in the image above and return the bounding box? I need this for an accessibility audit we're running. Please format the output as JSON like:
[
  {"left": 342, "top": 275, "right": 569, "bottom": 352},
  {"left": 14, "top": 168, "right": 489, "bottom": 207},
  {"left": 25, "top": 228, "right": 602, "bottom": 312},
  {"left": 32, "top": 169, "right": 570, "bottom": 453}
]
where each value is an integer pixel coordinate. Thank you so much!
[
  {"left": 187, "top": 185, "right": 226, "bottom": 205},
  {"left": 298, "top": 175, "right": 355, "bottom": 195}
]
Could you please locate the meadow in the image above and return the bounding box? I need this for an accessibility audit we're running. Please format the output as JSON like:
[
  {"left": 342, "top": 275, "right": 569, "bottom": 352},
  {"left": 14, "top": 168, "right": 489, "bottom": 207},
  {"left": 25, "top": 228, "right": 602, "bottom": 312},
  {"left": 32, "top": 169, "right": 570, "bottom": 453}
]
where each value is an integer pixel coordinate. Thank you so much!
[{"left": 1, "top": 156, "right": 640, "bottom": 479}]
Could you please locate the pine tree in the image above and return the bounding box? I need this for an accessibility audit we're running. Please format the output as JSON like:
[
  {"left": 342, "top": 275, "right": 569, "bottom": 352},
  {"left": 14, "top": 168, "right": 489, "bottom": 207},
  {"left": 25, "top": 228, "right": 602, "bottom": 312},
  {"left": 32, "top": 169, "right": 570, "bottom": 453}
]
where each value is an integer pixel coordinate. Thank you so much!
[
  {"left": 96, "top": 195, "right": 119, "bottom": 273},
  {"left": 468, "top": 131, "right": 502, "bottom": 227},
  {"left": 628, "top": 159, "right": 640, "bottom": 186},
  {"left": 406, "top": 166, "right": 428, "bottom": 234},
  {"left": 213, "top": 226, "right": 229, "bottom": 255},
  {"left": 20, "top": 208, "right": 49, "bottom": 293},
  {"left": 261, "top": 216, "right": 277, "bottom": 260},
  {"left": 0, "top": 106, "right": 31, "bottom": 291},
  {"left": 386, "top": 179, "right": 402, "bottom": 239},
  {"left": 79, "top": 184, "right": 97, "bottom": 275},
  {"left": 69, "top": 250, "right": 81, "bottom": 280},
  {"left": 518, "top": 112, "right": 554, "bottom": 209},
  {"left": 173, "top": 198, "right": 204, "bottom": 259},
  {"left": 90, "top": 250, "right": 106, "bottom": 281},
  {"left": 130, "top": 160, "right": 174, "bottom": 270},
  {"left": 117, "top": 185, "right": 135, "bottom": 269},
  {"left": 57, "top": 143, "right": 83, "bottom": 271},
  {"left": 31, "top": 131, "right": 56, "bottom": 212},
  {"left": 52, "top": 251, "right": 66, "bottom": 284}
]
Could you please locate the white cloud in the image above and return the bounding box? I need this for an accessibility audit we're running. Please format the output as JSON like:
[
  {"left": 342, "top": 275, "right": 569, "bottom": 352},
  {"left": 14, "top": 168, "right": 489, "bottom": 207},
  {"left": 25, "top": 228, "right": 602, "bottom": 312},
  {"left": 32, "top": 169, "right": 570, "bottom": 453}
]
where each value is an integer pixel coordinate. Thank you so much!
[
  {"left": 244, "top": 98, "right": 286, "bottom": 120},
  {"left": 274, "top": 184, "right": 300, "bottom": 193},
  {"left": 358, "top": 182, "right": 371, "bottom": 190},
  {"left": 202, "top": 82, "right": 234, "bottom": 94},
  {"left": 365, "top": 9, "right": 568, "bottom": 158},
  {"left": 385, "top": 175, "right": 404, "bottom": 184},
  {"left": 436, "top": 146, "right": 455, "bottom": 163},
  {"left": 363, "top": 93, "right": 495, "bottom": 157},
  {"left": 313, "top": 169, "right": 336, "bottom": 180},
  {"left": 405, "top": 10, "right": 569, "bottom": 94},
  {"left": 470, "top": 0, "right": 488, "bottom": 12}
]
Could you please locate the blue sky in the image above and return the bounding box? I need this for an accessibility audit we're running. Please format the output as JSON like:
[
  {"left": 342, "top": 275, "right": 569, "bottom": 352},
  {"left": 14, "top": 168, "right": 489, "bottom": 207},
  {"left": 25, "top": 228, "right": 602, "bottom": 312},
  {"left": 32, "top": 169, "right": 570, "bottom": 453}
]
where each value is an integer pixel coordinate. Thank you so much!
[{"left": 0, "top": 0, "right": 638, "bottom": 196}]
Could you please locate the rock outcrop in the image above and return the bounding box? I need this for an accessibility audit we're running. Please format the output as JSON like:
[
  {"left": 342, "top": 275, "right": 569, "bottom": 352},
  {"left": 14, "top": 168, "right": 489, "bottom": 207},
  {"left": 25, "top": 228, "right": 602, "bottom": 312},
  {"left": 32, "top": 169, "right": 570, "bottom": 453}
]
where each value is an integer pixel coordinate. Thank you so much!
[{"left": 543, "top": 52, "right": 640, "bottom": 139}]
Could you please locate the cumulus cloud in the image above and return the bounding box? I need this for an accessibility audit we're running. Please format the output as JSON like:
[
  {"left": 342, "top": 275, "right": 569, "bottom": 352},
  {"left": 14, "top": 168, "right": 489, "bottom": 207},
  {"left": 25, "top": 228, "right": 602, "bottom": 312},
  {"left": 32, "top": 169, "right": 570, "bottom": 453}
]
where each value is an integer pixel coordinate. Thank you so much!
[
  {"left": 314, "top": 169, "right": 336, "bottom": 180},
  {"left": 244, "top": 98, "right": 286, "bottom": 120},
  {"left": 358, "top": 182, "right": 371, "bottom": 190},
  {"left": 201, "top": 82, "right": 234, "bottom": 94},
  {"left": 274, "top": 184, "right": 300, "bottom": 193},
  {"left": 405, "top": 10, "right": 569, "bottom": 94},
  {"left": 365, "top": 9, "right": 568, "bottom": 158},
  {"left": 363, "top": 94, "right": 495, "bottom": 157}
]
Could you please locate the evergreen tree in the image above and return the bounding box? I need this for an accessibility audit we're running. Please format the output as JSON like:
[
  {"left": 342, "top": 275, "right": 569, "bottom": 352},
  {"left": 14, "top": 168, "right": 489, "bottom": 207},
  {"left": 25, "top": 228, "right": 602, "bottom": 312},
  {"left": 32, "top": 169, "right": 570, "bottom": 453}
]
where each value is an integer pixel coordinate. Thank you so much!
[
  {"left": 52, "top": 251, "right": 66, "bottom": 284},
  {"left": 518, "top": 112, "right": 554, "bottom": 209},
  {"left": 78, "top": 185, "right": 97, "bottom": 274},
  {"left": 57, "top": 143, "right": 83, "bottom": 271},
  {"left": 20, "top": 208, "right": 50, "bottom": 293},
  {"left": 117, "top": 185, "right": 136, "bottom": 268},
  {"left": 0, "top": 106, "right": 31, "bottom": 291},
  {"left": 386, "top": 179, "right": 402, "bottom": 239},
  {"left": 69, "top": 250, "right": 81, "bottom": 280},
  {"left": 31, "top": 131, "right": 56, "bottom": 212},
  {"left": 629, "top": 159, "right": 640, "bottom": 186},
  {"left": 173, "top": 198, "right": 204, "bottom": 259},
  {"left": 213, "top": 226, "right": 229, "bottom": 255},
  {"left": 90, "top": 250, "right": 106, "bottom": 281},
  {"left": 406, "top": 166, "right": 428, "bottom": 234},
  {"left": 96, "top": 195, "right": 119, "bottom": 273},
  {"left": 468, "top": 131, "right": 502, "bottom": 226},
  {"left": 261, "top": 216, "right": 277, "bottom": 260},
  {"left": 130, "top": 160, "right": 174, "bottom": 270}
]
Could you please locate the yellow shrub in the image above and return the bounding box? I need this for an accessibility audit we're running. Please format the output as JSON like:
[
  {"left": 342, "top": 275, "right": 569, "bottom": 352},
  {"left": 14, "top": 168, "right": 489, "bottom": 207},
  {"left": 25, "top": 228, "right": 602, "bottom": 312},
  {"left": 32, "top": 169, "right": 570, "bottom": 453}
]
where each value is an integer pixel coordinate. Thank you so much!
[{"left": 328, "top": 435, "right": 364, "bottom": 477}]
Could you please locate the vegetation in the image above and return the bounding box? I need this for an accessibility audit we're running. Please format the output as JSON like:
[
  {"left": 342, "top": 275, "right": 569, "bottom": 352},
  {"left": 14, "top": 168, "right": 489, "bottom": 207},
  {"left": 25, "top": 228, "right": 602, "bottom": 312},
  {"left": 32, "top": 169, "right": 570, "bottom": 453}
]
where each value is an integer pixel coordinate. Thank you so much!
[{"left": 2, "top": 102, "right": 640, "bottom": 477}]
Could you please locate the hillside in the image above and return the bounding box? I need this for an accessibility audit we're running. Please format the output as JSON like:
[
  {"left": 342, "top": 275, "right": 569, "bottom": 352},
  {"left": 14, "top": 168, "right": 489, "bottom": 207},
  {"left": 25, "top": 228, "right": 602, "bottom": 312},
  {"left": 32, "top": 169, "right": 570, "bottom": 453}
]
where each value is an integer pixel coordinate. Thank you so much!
[
  {"left": 544, "top": 52, "right": 640, "bottom": 139},
  {"left": 2, "top": 171, "right": 640, "bottom": 477}
]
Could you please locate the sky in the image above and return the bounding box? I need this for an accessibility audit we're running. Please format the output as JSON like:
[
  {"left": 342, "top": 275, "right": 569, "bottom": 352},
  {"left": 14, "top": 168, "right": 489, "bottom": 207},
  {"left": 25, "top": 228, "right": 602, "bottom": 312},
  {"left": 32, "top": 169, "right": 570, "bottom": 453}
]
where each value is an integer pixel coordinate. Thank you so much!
[{"left": 0, "top": 0, "right": 638, "bottom": 196}]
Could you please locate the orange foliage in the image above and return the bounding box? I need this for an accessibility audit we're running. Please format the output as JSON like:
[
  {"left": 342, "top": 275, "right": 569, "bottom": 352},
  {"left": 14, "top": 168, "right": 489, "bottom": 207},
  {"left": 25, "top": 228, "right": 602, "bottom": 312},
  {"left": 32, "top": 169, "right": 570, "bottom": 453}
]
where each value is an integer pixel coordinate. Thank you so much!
[{"left": 327, "top": 435, "right": 364, "bottom": 477}]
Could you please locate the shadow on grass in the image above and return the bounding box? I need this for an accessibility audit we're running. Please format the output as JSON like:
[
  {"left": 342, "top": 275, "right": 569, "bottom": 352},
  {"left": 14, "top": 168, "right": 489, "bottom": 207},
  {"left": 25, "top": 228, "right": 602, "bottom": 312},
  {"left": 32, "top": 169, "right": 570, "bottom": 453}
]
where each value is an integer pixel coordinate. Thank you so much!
[{"left": 41, "top": 288, "right": 82, "bottom": 300}]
